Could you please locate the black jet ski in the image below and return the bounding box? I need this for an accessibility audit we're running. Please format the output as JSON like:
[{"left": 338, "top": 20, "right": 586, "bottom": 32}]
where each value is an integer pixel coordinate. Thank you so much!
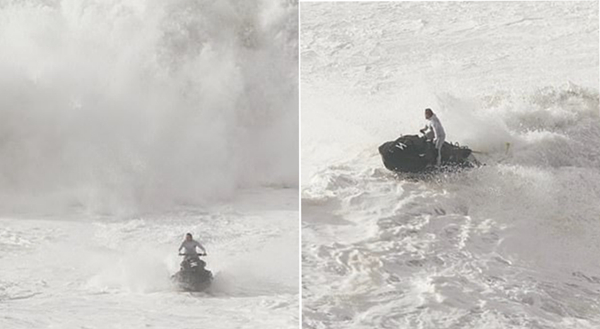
[
  {"left": 172, "top": 253, "right": 213, "bottom": 292},
  {"left": 378, "top": 134, "right": 477, "bottom": 173}
]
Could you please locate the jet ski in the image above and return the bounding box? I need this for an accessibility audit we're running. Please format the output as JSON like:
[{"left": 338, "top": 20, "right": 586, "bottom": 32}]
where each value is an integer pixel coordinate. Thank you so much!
[
  {"left": 378, "top": 134, "right": 478, "bottom": 173},
  {"left": 172, "top": 253, "right": 213, "bottom": 292}
]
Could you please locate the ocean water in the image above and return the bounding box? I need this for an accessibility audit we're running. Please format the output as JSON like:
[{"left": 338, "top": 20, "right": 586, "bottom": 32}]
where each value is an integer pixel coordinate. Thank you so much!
[
  {"left": 0, "top": 0, "right": 298, "bottom": 328},
  {"left": 301, "top": 2, "right": 599, "bottom": 328}
]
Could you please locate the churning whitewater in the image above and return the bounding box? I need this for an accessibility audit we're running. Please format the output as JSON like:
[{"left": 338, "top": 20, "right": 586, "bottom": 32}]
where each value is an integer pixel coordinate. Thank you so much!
[
  {"left": 302, "top": 2, "right": 599, "bottom": 328},
  {"left": 0, "top": 0, "right": 298, "bottom": 328}
]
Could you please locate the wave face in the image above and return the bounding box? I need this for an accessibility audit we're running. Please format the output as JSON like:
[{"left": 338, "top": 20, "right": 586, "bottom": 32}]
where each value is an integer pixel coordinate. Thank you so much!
[
  {"left": 302, "top": 2, "right": 600, "bottom": 328},
  {"left": 0, "top": 0, "right": 298, "bottom": 214}
]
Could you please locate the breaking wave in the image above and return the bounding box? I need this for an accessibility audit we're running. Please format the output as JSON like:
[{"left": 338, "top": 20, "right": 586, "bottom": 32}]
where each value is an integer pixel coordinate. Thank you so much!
[{"left": 0, "top": 0, "right": 298, "bottom": 214}]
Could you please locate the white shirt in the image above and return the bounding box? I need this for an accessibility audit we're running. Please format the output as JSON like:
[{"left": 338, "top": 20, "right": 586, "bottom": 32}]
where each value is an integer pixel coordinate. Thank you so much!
[
  {"left": 425, "top": 114, "right": 446, "bottom": 141},
  {"left": 179, "top": 239, "right": 206, "bottom": 255}
]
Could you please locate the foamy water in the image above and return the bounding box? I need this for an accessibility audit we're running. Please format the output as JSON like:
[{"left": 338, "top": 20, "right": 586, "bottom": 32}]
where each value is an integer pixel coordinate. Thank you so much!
[
  {"left": 302, "top": 2, "right": 599, "bottom": 328},
  {"left": 1, "top": 188, "right": 299, "bottom": 328}
]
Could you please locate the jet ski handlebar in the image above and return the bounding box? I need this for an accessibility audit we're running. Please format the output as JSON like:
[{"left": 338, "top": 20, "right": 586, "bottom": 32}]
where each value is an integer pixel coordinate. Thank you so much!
[{"left": 179, "top": 253, "right": 207, "bottom": 256}]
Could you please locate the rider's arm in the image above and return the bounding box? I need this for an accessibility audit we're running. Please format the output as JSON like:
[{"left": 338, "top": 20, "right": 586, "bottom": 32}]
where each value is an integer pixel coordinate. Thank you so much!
[
  {"left": 196, "top": 241, "right": 207, "bottom": 254},
  {"left": 420, "top": 121, "right": 431, "bottom": 134},
  {"left": 178, "top": 242, "right": 184, "bottom": 253}
]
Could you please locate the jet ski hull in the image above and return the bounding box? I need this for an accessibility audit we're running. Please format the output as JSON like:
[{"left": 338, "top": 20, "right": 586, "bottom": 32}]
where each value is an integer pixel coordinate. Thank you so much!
[
  {"left": 379, "top": 135, "right": 475, "bottom": 173},
  {"left": 172, "top": 256, "right": 213, "bottom": 292},
  {"left": 172, "top": 269, "right": 213, "bottom": 292}
]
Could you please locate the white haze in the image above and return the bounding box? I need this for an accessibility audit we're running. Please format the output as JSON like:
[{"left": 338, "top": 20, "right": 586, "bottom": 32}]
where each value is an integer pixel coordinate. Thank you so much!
[{"left": 0, "top": 0, "right": 298, "bottom": 215}]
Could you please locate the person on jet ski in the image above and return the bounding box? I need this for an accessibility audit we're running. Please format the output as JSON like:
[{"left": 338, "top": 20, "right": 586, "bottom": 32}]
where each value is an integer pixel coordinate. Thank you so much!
[
  {"left": 419, "top": 108, "right": 446, "bottom": 166},
  {"left": 178, "top": 233, "right": 207, "bottom": 268}
]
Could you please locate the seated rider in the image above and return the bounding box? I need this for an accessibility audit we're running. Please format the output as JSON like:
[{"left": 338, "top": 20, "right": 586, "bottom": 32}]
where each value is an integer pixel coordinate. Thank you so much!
[
  {"left": 419, "top": 108, "right": 446, "bottom": 166},
  {"left": 178, "top": 233, "right": 207, "bottom": 269}
]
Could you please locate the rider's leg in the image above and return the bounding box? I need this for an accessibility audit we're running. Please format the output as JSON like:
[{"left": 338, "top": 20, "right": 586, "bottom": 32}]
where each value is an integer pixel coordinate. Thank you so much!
[{"left": 435, "top": 137, "right": 445, "bottom": 166}]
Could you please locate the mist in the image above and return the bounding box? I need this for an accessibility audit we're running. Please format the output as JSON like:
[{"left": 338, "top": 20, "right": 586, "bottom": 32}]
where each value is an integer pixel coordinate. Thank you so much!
[{"left": 0, "top": 0, "right": 298, "bottom": 214}]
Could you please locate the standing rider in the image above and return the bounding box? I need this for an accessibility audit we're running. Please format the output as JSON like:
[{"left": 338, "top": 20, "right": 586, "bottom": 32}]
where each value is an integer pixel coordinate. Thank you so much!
[
  {"left": 178, "top": 233, "right": 207, "bottom": 268},
  {"left": 419, "top": 108, "right": 446, "bottom": 166}
]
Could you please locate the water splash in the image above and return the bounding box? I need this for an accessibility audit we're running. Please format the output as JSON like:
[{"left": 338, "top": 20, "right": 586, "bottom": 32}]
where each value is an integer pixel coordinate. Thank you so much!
[{"left": 0, "top": 0, "right": 298, "bottom": 215}]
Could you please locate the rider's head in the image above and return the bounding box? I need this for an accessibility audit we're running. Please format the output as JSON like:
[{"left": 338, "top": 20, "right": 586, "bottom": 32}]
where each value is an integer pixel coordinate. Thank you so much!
[
  {"left": 425, "top": 108, "right": 433, "bottom": 119},
  {"left": 185, "top": 233, "right": 193, "bottom": 241}
]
